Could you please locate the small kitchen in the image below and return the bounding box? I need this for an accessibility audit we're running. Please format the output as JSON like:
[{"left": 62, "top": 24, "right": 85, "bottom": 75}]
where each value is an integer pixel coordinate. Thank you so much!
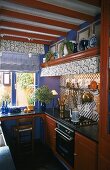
[{"left": 0, "top": 0, "right": 110, "bottom": 170}]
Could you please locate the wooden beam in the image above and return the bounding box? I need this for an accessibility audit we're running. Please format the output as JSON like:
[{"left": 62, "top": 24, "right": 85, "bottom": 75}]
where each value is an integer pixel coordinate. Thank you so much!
[
  {"left": 0, "top": 36, "right": 51, "bottom": 45},
  {"left": 0, "top": 21, "right": 67, "bottom": 37},
  {"left": 0, "top": 29, "right": 58, "bottom": 41},
  {"left": 0, "top": 9, "right": 78, "bottom": 30},
  {"left": 10, "top": 0, "right": 94, "bottom": 22},
  {"left": 79, "top": 0, "right": 101, "bottom": 7}
]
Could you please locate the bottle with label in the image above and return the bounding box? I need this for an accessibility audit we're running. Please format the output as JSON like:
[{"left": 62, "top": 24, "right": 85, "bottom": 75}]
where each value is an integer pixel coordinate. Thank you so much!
[{"left": 1, "top": 101, "right": 5, "bottom": 114}]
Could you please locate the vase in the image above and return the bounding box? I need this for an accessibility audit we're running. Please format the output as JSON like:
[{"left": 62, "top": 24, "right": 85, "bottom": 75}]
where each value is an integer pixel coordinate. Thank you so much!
[{"left": 41, "top": 102, "right": 46, "bottom": 111}]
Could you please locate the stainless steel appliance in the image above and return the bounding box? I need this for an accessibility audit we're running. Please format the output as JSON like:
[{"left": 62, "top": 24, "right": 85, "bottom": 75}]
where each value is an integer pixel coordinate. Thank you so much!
[{"left": 55, "top": 121, "right": 74, "bottom": 166}]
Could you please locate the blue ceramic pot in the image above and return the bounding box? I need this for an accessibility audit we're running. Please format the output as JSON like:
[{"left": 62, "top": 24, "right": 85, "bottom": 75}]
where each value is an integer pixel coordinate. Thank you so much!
[
  {"left": 41, "top": 102, "right": 46, "bottom": 111},
  {"left": 79, "top": 39, "right": 89, "bottom": 51},
  {"left": 73, "top": 43, "right": 78, "bottom": 53}
]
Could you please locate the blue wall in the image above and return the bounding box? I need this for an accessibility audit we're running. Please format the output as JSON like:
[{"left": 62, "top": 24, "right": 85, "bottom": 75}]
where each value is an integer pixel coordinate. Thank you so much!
[
  {"left": 38, "top": 29, "right": 77, "bottom": 109},
  {"left": 40, "top": 76, "right": 60, "bottom": 108},
  {"left": 38, "top": 44, "right": 60, "bottom": 109}
]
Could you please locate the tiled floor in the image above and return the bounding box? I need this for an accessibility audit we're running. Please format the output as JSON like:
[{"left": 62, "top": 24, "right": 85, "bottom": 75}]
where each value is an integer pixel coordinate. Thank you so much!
[{"left": 11, "top": 141, "right": 67, "bottom": 170}]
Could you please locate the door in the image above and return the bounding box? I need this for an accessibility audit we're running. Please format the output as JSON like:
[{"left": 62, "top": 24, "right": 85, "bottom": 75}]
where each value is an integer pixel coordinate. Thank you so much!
[{"left": 99, "top": 0, "right": 110, "bottom": 169}]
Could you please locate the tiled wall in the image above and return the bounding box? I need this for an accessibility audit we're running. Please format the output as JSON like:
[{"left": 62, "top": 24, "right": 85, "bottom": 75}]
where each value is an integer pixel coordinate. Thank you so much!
[
  {"left": 0, "top": 40, "right": 45, "bottom": 54},
  {"left": 60, "top": 73, "right": 100, "bottom": 121},
  {"left": 41, "top": 55, "right": 100, "bottom": 77}
]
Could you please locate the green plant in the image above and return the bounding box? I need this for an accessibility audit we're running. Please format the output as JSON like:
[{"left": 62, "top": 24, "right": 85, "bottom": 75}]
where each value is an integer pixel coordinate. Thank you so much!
[
  {"left": 34, "top": 85, "right": 53, "bottom": 104},
  {"left": 27, "top": 94, "right": 35, "bottom": 105},
  {"left": 45, "top": 50, "right": 54, "bottom": 62},
  {"left": 60, "top": 40, "right": 74, "bottom": 55},
  {"left": 17, "top": 73, "right": 33, "bottom": 89}
]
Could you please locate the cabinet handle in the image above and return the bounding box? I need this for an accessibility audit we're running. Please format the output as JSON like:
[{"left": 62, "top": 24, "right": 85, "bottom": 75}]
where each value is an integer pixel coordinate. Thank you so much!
[
  {"left": 55, "top": 128, "right": 73, "bottom": 141},
  {"left": 74, "top": 153, "right": 78, "bottom": 156}
]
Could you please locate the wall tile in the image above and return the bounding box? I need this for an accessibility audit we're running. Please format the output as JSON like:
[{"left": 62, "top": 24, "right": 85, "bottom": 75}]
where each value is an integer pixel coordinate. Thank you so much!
[{"left": 41, "top": 55, "right": 100, "bottom": 77}]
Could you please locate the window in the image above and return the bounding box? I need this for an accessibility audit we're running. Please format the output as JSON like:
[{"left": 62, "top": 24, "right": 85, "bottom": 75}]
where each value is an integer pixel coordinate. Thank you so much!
[
  {"left": 3, "top": 72, "right": 11, "bottom": 85},
  {"left": 0, "top": 72, "right": 11, "bottom": 107},
  {"left": 16, "top": 72, "right": 35, "bottom": 107},
  {"left": 0, "top": 72, "right": 37, "bottom": 108}
]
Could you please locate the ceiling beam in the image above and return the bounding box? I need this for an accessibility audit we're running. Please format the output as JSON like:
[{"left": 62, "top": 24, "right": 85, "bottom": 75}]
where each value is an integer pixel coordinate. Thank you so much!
[
  {"left": 0, "top": 21, "right": 67, "bottom": 36},
  {"left": 10, "top": 0, "right": 94, "bottom": 22},
  {"left": 0, "top": 36, "right": 51, "bottom": 45},
  {"left": 79, "top": 0, "right": 101, "bottom": 7},
  {"left": 0, "top": 29, "right": 58, "bottom": 41},
  {"left": 0, "top": 9, "right": 78, "bottom": 30}
]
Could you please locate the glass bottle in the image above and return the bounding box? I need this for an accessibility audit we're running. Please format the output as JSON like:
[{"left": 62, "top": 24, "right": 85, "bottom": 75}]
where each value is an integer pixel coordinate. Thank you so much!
[
  {"left": 5, "top": 101, "right": 9, "bottom": 114},
  {"left": 1, "top": 101, "right": 5, "bottom": 114}
]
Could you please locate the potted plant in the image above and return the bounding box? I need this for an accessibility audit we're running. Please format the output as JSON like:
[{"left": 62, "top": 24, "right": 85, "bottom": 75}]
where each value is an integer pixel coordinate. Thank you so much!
[
  {"left": 34, "top": 85, "right": 53, "bottom": 111},
  {"left": 27, "top": 94, "right": 35, "bottom": 111},
  {"left": 60, "top": 40, "right": 74, "bottom": 56},
  {"left": 45, "top": 50, "right": 54, "bottom": 62}
]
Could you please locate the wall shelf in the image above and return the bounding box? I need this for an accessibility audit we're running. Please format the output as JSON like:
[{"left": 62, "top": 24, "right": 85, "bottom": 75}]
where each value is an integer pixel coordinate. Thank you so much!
[{"left": 41, "top": 47, "right": 99, "bottom": 68}]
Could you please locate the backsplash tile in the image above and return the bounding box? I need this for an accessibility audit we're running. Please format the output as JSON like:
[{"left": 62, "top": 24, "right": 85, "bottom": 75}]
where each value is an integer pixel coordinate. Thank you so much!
[
  {"left": 60, "top": 73, "right": 100, "bottom": 121},
  {"left": 40, "top": 55, "right": 100, "bottom": 77}
]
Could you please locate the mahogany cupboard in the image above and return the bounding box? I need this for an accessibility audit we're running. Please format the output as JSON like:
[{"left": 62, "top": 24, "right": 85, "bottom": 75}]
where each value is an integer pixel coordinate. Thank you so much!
[
  {"left": 45, "top": 115, "right": 56, "bottom": 153},
  {"left": 99, "top": 0, "right": 110, "bottom": 169},
  {"left": 74, "top": 132, "right": 98, "bottom": 170},
  {"left": 45, "top": 114, "right": 98, "bottom": 170}
]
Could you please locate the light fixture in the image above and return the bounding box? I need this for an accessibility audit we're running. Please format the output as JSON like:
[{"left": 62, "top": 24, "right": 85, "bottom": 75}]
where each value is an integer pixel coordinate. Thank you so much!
[
  {"left": 28, "top": 53, "right": 32, "bottom": 58},
  {"left": 51, "top": 90, "right": 58, "bottom": 96},
  {"left": 51, "top": 90, "right": 58, "bottom": 111}
]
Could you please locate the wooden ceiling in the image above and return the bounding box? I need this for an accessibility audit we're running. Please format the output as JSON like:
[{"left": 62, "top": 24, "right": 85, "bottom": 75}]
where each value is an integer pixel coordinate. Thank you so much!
[{"left": 0, "top": 0, "right": 101, "bottom": 45}]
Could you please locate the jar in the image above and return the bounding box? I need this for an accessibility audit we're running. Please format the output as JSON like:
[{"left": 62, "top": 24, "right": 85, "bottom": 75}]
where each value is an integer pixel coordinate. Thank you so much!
[{"left": 71, "top": 107, "right": 80, "bottom": 123}]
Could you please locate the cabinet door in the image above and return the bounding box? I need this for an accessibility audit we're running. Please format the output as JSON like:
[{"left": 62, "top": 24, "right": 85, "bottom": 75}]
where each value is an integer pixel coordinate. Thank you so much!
[
  {"left": 46, "top": 115, "right": 56, "bottom": 153},
  {"left": 74, "top": 133, "right": 98, "bottom": 170},
  {"left": 99, "top": 0, "right": 110, "bottom": 169}
]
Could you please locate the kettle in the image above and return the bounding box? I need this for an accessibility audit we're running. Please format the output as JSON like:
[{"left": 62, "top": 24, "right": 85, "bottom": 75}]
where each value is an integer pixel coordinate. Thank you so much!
[
  {"left": 70, "top": 108, "right": 80, "bottom": 123},
  {"left": 82, "top": 91, "right": 94, "bottom": 104}
]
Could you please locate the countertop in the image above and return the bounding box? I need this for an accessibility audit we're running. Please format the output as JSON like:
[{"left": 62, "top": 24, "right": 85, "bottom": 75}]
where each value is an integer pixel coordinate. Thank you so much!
[
  {"left": 45, "top": 108, "right": 99, "bottom": 143},
  {"left": 0, "top": 108, "right": 99, "bottom": 142},
  {"left": 0, "top": 110, "right": 44, "bottom": 121}
]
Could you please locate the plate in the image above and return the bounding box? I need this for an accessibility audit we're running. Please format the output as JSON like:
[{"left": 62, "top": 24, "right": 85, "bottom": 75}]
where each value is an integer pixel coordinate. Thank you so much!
[
  {"left": 89, "top": 81, "right": 97, "bottom": 90},
  {"left": 89, "top": 35, "right": 97, "bottom": 47}
]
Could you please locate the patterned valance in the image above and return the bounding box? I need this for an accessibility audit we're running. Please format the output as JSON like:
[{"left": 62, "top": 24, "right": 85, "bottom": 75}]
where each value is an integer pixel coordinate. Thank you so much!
[
  {"left": 0, "top": 40, "right": 45, "bottom": 54},
  {"left": 40, "top": 55, "right": 100, "bottom": 76}
]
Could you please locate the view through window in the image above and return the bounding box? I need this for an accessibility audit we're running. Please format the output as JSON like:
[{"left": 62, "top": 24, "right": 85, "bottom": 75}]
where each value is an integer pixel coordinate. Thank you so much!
[
  {"left": 16, "top": 72, "right": 35, "bottom": 107},
  {"left": 0, "top": 72, "right": 11, "bottom": 107},
  {"left": 0, "top": 72, "right": 35, "bottom": 107}
]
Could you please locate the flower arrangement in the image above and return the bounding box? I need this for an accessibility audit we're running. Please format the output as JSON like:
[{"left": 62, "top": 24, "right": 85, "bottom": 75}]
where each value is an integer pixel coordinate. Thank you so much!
[{"left": 34, "top": 85, "right": 53, "bottom": 104}]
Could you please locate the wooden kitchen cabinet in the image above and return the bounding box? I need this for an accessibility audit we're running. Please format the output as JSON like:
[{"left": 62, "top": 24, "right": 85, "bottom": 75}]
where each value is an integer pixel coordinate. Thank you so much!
[
  {"left": 46, "top": 115, "right": 56, "bottom": 153},
  {"left": 74, "top": 132, "right": 98, "bottom": 170}
]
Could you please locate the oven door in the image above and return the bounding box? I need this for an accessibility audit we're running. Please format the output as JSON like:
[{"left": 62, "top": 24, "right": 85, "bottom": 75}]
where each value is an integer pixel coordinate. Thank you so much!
[{"left": 55, "top": 128, "right": 74, "bottom": 166}]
